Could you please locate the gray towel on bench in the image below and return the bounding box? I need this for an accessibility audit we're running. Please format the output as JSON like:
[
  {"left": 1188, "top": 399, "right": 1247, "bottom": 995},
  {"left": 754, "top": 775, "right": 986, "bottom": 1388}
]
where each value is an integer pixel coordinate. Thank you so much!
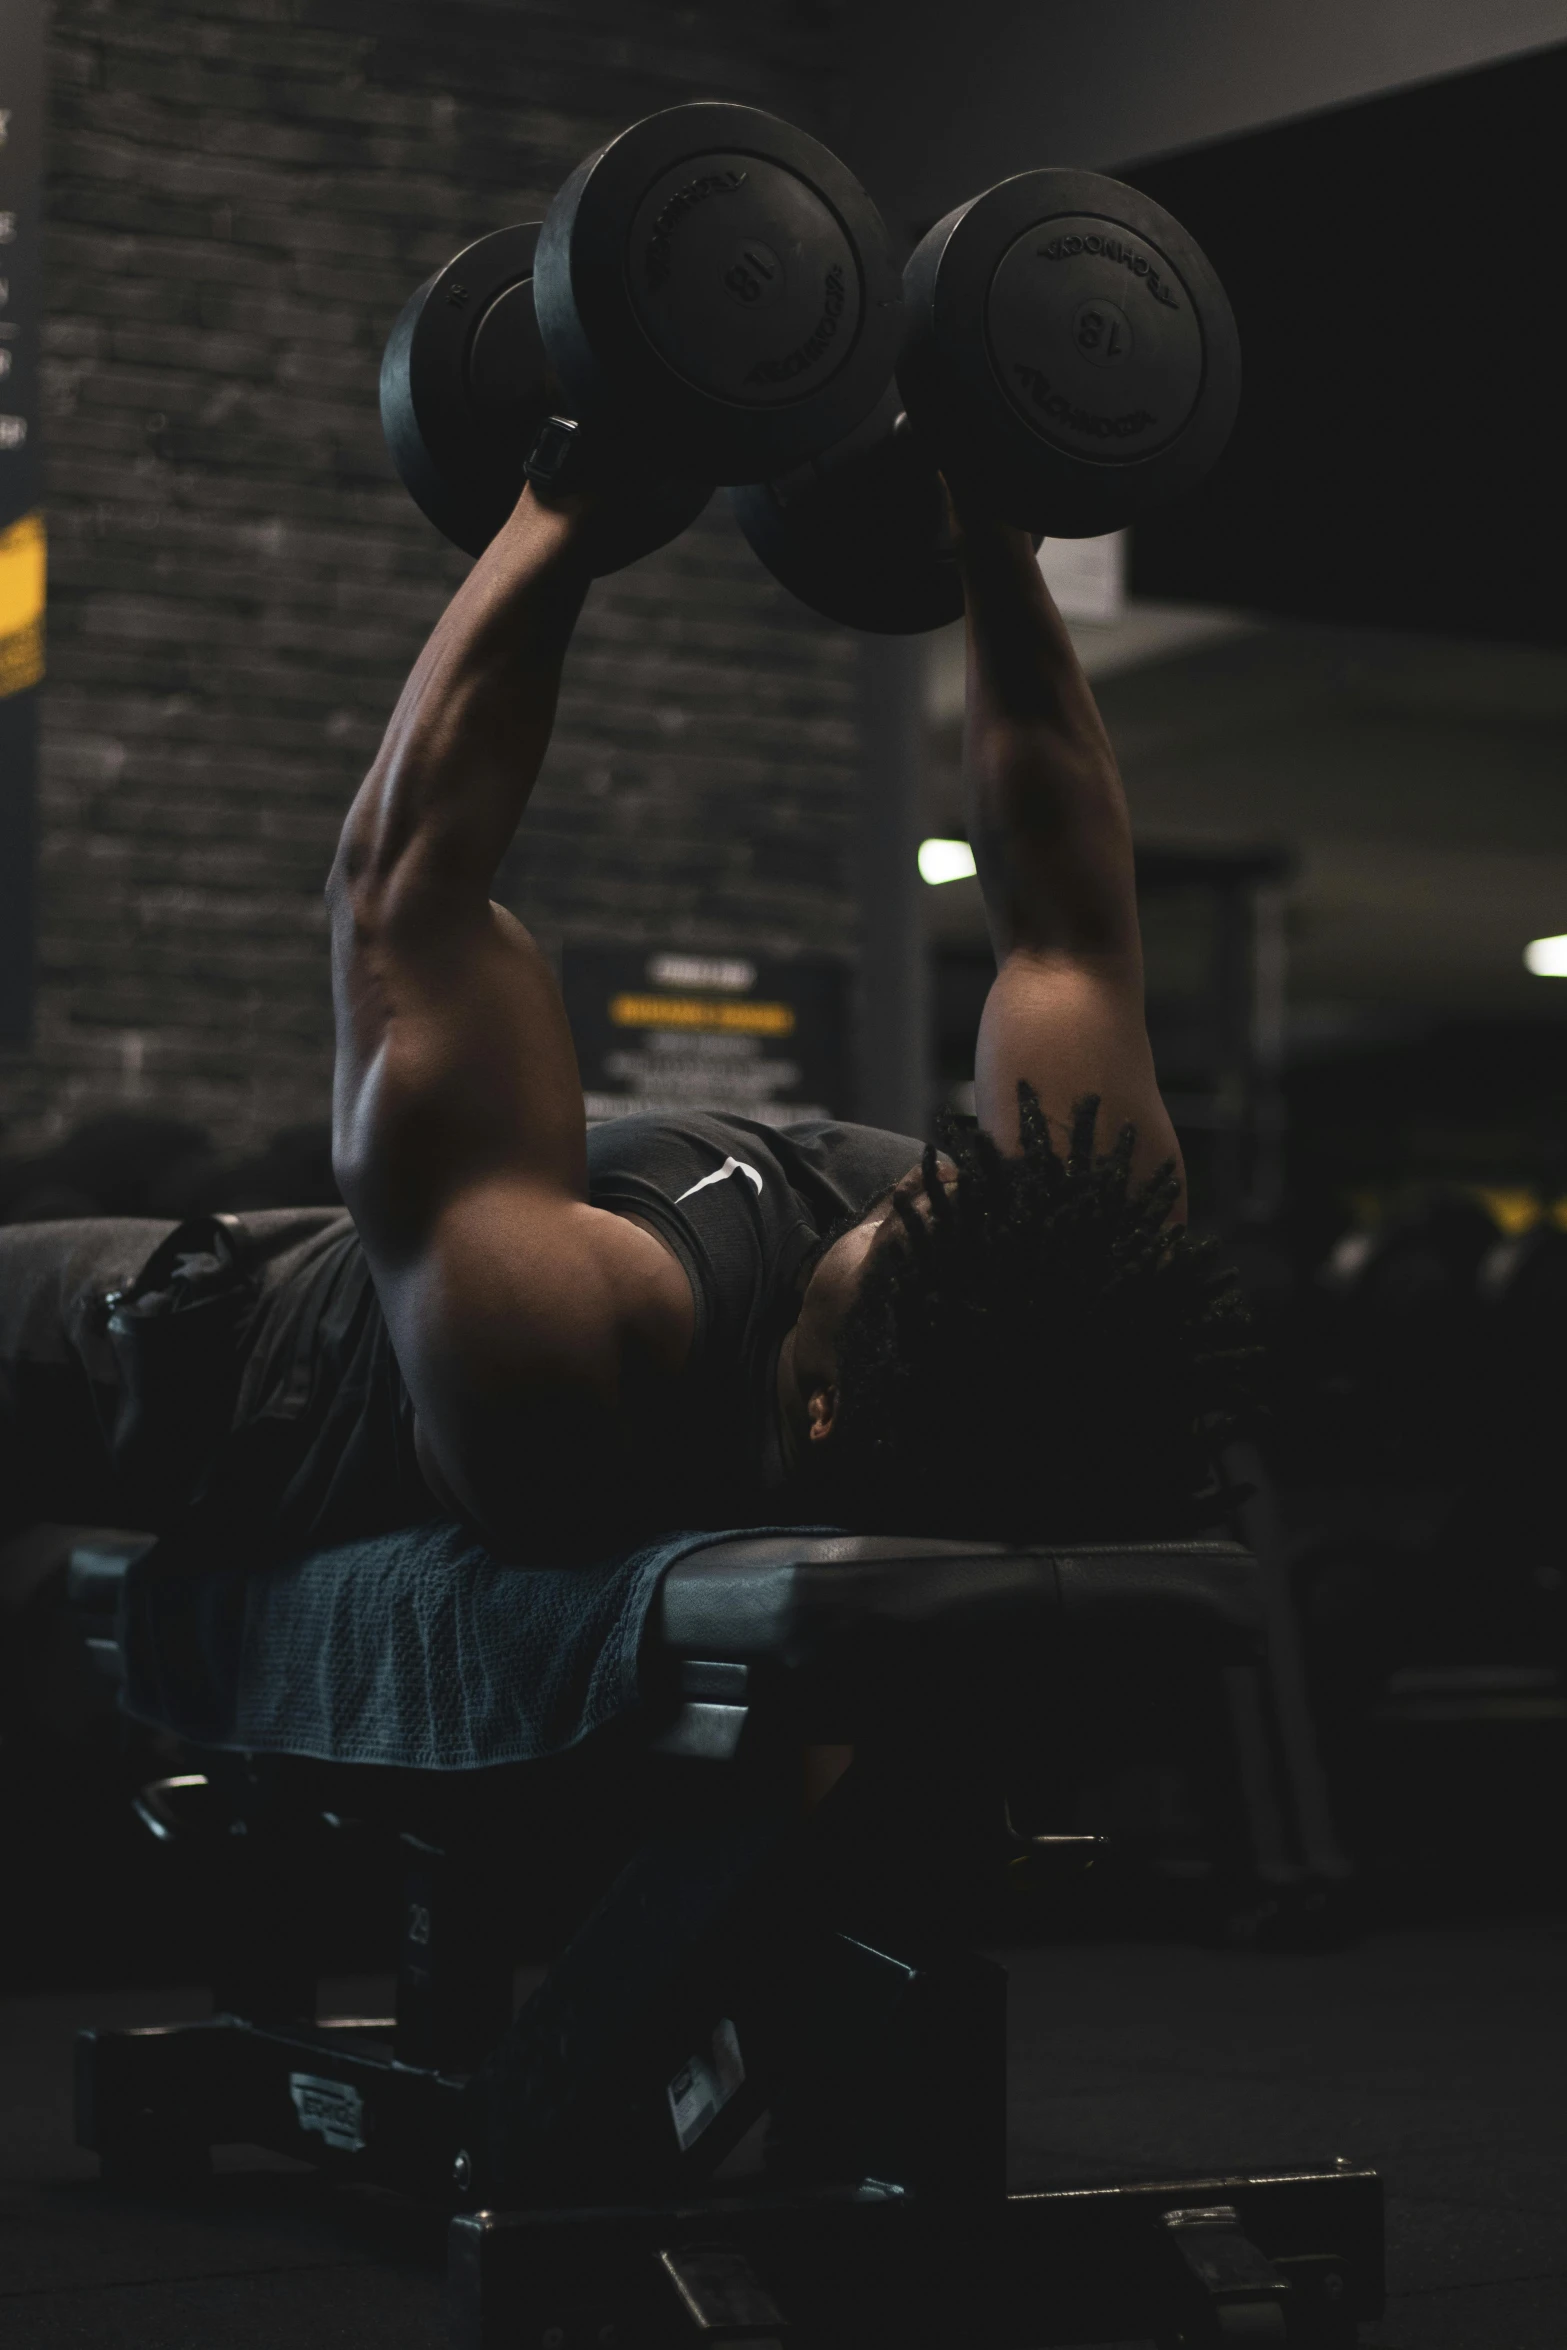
[{"left": 119, "top": 1522, "right": 793, "bottom": 1771}]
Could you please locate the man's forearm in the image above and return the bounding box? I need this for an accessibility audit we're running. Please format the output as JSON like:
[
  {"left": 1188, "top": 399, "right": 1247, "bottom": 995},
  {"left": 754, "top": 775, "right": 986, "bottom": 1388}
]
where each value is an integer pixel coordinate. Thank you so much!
[
  {"left": 333, "top": 488, "right": 592, "bottom": 917},
  {"left": 955, "top": 504, "right": 1139, "bottom": 968}
]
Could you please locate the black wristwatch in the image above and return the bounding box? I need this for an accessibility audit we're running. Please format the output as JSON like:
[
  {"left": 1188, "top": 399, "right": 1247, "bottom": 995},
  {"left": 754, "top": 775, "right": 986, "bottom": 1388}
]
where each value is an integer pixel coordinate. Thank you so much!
[{"left": 524, "top": 415, "right": 592, "bottom": 498}]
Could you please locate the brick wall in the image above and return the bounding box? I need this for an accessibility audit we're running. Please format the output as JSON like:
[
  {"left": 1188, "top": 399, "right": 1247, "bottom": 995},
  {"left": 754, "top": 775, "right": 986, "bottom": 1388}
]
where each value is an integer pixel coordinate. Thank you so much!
[{"left": 0, "top": 0, "right": 862, "bottom": 1154}]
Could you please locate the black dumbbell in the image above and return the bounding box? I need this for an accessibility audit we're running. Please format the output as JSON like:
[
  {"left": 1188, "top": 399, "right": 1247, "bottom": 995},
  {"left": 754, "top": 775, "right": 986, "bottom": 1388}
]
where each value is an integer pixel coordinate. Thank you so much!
[
  {"left": 728, "top": 388, "right": 973, "bottom": 635},
  {"left": 382, "top": 103, "right": 904, "bottom": 568},
  {"left": 534, "top": 101, "right": 904, "bottom": 485},
  {"left": 380, "top": 221, "right": 712, "bottom": 570},
  {"left": 732, "top": 168, "right": 1241, "bottom": 633}
]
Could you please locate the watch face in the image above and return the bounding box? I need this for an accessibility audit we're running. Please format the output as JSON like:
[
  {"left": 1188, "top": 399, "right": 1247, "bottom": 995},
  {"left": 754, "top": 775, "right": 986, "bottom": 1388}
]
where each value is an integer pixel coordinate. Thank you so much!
[{"left": 526, "top": 416, "right": 580, "bottom": 482}]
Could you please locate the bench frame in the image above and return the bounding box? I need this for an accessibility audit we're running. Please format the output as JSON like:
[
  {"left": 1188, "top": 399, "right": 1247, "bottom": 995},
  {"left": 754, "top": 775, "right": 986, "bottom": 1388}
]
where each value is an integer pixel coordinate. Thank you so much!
[{"left": 72, "top": 1533, "right": 1383, "bottom": 2346}]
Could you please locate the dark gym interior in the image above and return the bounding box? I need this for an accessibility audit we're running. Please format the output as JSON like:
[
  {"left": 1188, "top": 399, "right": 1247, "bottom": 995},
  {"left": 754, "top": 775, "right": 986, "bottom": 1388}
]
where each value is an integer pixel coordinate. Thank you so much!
[{"left": 3, "top": 4, "right": 1566, "bottom": 2346}]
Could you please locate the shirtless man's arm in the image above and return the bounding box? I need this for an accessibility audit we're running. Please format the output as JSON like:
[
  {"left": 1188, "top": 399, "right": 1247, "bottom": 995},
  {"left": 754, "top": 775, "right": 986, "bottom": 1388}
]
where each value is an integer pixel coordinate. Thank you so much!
[
  {"left": 328, "top": 489, "right": 692, "bottom": 1553},
  {"left": 777, "top": 495, "right": 1187, "bottom": 1467},
  {"left": 956, "top": 497, "right": 1184, "bottom": 1206}
]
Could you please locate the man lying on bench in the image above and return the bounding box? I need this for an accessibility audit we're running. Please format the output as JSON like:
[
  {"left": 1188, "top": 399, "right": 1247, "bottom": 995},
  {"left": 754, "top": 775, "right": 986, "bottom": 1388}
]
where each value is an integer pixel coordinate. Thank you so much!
[
  {"left": 35, "top": 478, "right": 1377, "bottom": 2350},
  {"left": 0, "top": 475, "right": 1249, "bottom": 1574}
]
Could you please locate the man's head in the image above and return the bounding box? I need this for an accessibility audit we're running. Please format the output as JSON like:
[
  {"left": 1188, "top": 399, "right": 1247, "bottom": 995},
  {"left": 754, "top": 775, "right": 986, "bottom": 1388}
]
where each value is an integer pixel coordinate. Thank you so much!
[{"left": 778, "top": 1088, "right": 1254, "bottom": 1541}]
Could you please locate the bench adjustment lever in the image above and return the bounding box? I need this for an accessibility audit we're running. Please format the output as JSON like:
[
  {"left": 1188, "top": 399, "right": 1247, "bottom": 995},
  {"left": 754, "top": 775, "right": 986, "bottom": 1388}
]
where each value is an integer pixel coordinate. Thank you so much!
[
  {"left": 657, "top": 2243, "right": 788, "bottom": 2342},
  {"left": 1160, "top": 2203, "right": 1290, "bottom": 2344}
]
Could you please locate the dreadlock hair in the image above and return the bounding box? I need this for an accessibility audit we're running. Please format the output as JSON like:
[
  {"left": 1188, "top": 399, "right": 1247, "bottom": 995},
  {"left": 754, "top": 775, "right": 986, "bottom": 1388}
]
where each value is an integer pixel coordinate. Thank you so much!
[{"left": 821, "top": 1086, "right": 1256, "bottom": 1543}]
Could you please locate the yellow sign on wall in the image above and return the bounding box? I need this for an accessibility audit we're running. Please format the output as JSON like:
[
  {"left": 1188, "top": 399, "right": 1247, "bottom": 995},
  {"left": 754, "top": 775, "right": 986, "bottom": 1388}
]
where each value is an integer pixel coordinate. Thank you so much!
[
  {"left": 0, "top": 510, "right": 46, "bottom": 699},
  {"left": 608, "top": 992, "right": 796, "bottom": 1038}
]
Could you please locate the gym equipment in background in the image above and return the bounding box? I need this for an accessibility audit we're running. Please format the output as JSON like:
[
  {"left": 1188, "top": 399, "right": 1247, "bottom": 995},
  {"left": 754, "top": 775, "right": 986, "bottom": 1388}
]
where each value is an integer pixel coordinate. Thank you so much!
[
  {"left": 733, "top": 169, "right": 1241, "bottom": 633},
  {"left": 380, "top": 221, "right": 711, "bottom": 566}
]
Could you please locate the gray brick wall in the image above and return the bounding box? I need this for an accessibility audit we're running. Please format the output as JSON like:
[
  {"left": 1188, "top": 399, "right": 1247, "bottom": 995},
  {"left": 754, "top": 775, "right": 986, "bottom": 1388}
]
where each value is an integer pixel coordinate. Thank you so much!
[{"left": 1, "top": 0, "right": 862, "bottom": 1154}]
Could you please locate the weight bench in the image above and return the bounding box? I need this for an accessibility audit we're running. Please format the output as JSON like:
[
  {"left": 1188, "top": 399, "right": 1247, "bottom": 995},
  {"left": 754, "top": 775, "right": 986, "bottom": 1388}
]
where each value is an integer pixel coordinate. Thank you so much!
[{"left": 69, "top": 1527, "right": 1384, "bottom": 2348}]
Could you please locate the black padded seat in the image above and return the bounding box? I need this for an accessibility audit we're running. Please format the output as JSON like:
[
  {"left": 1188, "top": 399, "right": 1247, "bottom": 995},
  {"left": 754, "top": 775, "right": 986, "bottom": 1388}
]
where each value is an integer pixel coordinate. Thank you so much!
[
  {"left": 62, "top": 1527, "right": 1264, "bottom": 1761},
  {"left": 659, "top": 1535, "right": 1260, "bottom": 1666},
  {"left": 650, "top": 1534, "right": 1262, "bottom": 1753}
]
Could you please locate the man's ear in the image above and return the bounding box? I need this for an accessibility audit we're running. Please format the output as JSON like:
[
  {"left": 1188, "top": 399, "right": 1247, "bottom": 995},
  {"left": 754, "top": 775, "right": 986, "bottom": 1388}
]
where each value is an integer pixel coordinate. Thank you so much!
[{"left": 806, "top": 1385, "right": 838, "bottom": 1444}]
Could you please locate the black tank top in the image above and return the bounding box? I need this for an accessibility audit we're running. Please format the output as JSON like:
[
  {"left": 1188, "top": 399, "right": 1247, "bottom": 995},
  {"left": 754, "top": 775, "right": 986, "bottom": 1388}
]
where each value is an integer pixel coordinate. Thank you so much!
[
  {"left": 189, "top": 1114, "right": 922, "bottom": 1557},
  {"left": 586, "top": 1112, "right": 923, "bottom": 1521}
]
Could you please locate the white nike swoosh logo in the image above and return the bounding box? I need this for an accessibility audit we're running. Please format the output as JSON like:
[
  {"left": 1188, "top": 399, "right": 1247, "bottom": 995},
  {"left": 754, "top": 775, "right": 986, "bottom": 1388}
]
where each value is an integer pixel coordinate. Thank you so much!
[{"left": 675, "top": 1157, "right": 765, "bottom": 1205}]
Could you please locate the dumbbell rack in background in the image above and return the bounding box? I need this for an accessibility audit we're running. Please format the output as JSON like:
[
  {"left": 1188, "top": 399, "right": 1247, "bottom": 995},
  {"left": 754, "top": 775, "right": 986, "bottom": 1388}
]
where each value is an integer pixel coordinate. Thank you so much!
[{"left": 1275, "top": 1196, "right": 1567, "bottom": 1917}]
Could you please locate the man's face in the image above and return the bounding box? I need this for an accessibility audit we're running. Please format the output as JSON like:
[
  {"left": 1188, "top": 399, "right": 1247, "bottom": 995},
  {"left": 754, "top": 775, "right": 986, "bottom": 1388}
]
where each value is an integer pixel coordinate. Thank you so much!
[{"left": 777, "top": 1156, "right": 956, "bottom": 1465}]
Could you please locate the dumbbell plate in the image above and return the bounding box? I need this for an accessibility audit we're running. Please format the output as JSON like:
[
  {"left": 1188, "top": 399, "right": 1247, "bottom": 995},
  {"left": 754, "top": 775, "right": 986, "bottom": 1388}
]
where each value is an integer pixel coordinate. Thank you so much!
[
  {"left": 535, "top": 103, "right": 903, "bottom": 483},
  {"left": 380, "top": 222, "right": 710, "bottom": 566},
  {"left": 732, "top": 397, "right": 1048, "bottom": 636},
  {"left": 732, "top": 395, "right": 965, "bottom": 635},
  {"left": 901, "top": 169, "right": 1240, "bottom": 536}
]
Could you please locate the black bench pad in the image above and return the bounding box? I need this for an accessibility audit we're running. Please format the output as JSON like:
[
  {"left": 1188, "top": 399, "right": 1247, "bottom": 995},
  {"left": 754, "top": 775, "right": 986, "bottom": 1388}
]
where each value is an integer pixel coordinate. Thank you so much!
[
  {"left": 71, "top": 1525, "right": 1259, "bottom": 1771},
  {"left": 659, "top": 1537, "right": 1260, "bottom": 1670}
]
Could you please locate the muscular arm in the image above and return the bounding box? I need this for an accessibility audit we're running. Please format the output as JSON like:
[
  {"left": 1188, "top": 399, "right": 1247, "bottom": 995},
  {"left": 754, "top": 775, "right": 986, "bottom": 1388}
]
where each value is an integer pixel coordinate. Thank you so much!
[
  {"left": 955, "top": 501, "right": 1184, "bottom": 1207},
  {"left": 329, "top": 488, "right": 692, "bottom": 1549}
]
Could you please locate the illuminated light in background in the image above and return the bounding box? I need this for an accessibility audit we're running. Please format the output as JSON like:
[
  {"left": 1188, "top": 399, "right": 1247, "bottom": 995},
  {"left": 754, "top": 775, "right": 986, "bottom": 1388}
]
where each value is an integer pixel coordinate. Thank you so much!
[
  {"left": 918, "top": 837, "right": 977, "bottom": 886},
  {"left": 1038, "top": 529, "right": 1126, "bottom": 625},
  {"left": 1524, "top": 935, "right": 1567, "bottom": 976}
]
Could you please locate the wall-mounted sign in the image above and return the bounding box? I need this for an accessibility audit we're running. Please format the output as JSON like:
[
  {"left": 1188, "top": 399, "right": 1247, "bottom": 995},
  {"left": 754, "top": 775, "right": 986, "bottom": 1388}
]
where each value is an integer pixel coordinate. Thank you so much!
[
  {"left": 0, "top": 0, "right": 44, "bottom": 1044},
  {"left": 562, "top": 946, "right": 849, "bottom": 1127}
]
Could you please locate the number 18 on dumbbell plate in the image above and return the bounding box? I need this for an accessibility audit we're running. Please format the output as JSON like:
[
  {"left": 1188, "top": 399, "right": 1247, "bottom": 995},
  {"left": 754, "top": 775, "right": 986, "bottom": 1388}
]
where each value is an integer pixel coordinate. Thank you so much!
[{"left": 735, "top": 166, "right": 1241, "bottom": 632}]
